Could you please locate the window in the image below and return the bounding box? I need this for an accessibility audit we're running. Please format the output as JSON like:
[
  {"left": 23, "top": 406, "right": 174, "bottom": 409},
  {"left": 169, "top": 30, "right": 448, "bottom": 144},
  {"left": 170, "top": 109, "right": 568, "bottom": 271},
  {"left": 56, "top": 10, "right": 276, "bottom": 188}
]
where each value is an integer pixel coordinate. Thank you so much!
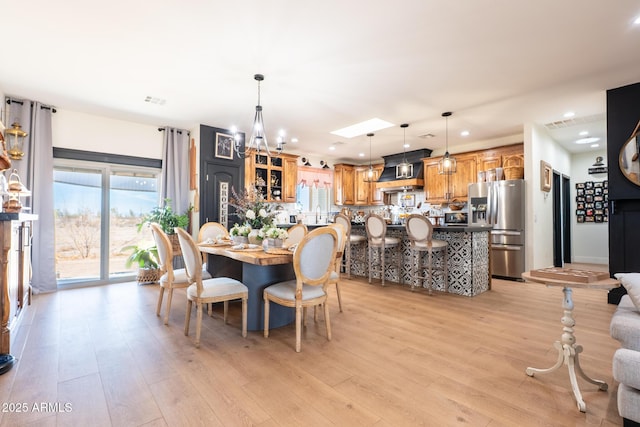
[{"left": 53, "top": 150, "right": 161, "bottom": 286}]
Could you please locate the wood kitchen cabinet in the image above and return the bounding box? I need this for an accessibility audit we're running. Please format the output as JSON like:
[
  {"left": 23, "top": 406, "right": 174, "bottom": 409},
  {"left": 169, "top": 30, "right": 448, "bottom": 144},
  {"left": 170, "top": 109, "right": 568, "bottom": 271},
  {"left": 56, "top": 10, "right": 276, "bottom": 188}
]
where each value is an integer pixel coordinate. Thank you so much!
[
  {"left": 1, "top": 214, "right": 36, "bottom": 359},
  {"left": 476, "top": 143, "right": 524, "bottom": 172},
  {"left": 334, "top": 164, "right": 355, "bottom": 206},
  {"left": 354, "top": 165, "right": 384, "bottom": 206},
  {"left": 244, "top": 150, "right": 298, "bottom": 202},
  {"left": 424, "top": 154, "right": 476, "bottom": 202}
]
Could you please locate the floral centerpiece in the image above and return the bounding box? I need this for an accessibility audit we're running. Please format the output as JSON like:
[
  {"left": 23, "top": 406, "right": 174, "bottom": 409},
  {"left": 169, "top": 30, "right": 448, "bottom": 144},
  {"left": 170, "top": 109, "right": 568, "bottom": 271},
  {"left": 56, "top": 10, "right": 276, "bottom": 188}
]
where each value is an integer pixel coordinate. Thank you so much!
[
  {"left": 259, "top": 225, "right": 289, "bottom": 249},
  {"left": 230, "top": 223, "right": 251, "bottom": 244},
  {"left": 230, "top": 185, "right": 275, "bottom": 243}
]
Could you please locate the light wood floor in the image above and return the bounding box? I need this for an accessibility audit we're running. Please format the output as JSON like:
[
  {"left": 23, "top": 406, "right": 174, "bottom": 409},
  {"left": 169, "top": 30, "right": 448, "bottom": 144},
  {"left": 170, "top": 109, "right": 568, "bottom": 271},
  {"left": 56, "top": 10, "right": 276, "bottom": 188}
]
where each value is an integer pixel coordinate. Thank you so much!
[{"left": 0, "top": 270, "right": 623, "bottom": 426}]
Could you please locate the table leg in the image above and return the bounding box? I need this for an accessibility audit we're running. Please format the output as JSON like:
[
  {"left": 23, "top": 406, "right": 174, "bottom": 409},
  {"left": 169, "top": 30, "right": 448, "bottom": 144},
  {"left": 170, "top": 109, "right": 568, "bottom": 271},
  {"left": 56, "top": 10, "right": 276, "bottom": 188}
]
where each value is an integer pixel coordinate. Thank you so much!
[{"left": 525, "top": 286, "right": 608, "bottom": 413}]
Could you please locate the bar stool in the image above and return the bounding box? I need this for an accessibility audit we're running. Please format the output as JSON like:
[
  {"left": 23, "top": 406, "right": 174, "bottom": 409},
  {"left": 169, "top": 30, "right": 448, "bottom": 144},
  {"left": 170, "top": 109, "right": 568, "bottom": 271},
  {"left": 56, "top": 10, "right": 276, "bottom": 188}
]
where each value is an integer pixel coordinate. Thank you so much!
[
  {"left": 405, "top": 214, "right": 448, "bottom": 294},
  {"left": 365, "top": 214, "right": 402, "bottom": 286},
  {"left": 334, "top": 213, "right": 366, "bottom": 278}
]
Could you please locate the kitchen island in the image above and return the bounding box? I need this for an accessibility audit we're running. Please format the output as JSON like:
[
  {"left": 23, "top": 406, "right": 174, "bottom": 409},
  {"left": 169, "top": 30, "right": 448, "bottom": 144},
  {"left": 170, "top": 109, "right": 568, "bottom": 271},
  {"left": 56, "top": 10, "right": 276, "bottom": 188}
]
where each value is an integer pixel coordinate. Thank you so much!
[{"left": 348, "top": 224, "right": 491, "bottom": 296}]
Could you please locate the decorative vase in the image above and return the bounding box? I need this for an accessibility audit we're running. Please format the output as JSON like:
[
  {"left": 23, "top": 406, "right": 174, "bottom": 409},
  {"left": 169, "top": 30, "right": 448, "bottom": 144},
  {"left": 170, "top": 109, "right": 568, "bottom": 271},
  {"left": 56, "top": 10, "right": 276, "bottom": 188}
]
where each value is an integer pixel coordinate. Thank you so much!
[
  {"left": 233, "top": 235, "right": 249, "bottom": 245},
  {"left": 248, "top": 229, "right": 261, "bottom": 245},
  {"left": 263, "top": 238, "right": 284, "bottom": 250}
]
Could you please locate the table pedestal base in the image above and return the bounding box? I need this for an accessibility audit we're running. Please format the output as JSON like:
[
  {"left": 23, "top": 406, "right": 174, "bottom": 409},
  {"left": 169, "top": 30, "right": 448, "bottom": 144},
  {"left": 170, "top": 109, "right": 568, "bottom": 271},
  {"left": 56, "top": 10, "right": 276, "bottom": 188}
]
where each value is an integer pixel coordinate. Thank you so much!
[{"left": 525, "top": 286, "right": 608, "bottom": 412}]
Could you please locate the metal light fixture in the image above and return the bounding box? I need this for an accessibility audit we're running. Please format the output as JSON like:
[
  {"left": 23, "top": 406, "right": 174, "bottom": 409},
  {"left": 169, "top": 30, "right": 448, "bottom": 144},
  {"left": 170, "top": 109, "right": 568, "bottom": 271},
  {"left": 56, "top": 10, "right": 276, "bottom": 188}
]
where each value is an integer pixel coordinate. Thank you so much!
[
  {"left": 5, "top": 121, "right": 27, "bottom": 160},
  {"left": 232, "top": 74, "right": 285, "bottom": 159},
  {"left": 438, "top": 112, "right": 456, "bottom": 175},
  {"left": 363, "top": 133, "right": 376, "bottom": 182},
  {"left": 397, "top": 123, "right": 412, "bottom": 179},
  {"left": 320, "top": 160, "right": 330, "bottom": 169}
]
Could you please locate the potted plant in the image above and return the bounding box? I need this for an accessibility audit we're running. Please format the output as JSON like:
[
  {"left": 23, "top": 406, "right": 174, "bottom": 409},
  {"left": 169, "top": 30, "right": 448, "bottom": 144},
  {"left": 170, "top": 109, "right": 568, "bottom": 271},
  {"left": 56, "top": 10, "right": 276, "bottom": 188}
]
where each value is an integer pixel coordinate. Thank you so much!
[
  {"left": 230, "top": 223, "right": 251, "bottom": 244},
  {"left": 123, "top": 244, "right": 160, "bottom": 285},
  {"left": 138, "top": 198, "right": 191, "bottom": 255}
]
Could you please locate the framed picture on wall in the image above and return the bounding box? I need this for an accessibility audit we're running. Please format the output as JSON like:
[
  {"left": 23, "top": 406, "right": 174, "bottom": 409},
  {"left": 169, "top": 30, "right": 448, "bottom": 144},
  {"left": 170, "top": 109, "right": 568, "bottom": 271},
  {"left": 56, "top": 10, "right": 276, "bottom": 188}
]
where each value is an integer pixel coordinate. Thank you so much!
[
  {"left": 540, "top": 160, "right": 552, "bottom": 192},
  {"left": 215, "top": 133, "right": 234, "bottom": 160}
]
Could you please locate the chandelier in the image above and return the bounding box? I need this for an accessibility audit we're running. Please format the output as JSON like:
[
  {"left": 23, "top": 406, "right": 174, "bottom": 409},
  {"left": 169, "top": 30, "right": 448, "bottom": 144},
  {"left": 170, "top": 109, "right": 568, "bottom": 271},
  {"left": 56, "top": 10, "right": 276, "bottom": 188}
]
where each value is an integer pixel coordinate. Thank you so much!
[
  {"left": 397, "top": 123, "right": 412, "bottom": 179},
  {"left": 233, "top": 74, "right": 285, "bottom": 159},
  {"left": 438, "top": 111, "right": 456, "bottom": 175}
]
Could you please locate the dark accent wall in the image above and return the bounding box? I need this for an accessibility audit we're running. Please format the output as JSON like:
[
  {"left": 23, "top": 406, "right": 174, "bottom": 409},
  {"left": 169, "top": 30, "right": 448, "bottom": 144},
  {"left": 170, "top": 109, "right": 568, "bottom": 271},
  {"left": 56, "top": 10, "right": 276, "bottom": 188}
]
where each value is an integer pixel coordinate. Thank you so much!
[
  {"left": 607, "top": 82, "right": 640, "bottom": 303},
  {"left": 199, "top": 125, "right": 245, "bottom": 230}
]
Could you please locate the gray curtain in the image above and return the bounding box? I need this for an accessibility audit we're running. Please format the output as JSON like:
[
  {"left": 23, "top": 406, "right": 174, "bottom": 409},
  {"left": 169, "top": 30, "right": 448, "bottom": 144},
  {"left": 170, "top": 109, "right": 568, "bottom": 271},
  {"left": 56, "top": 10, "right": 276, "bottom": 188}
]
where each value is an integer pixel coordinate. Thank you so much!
[
  {"left": 5, "top": 98, "right": 56, "bottom": 294},
  {"left": 160, "top": 127, "right": 190, "bottom": 215}
]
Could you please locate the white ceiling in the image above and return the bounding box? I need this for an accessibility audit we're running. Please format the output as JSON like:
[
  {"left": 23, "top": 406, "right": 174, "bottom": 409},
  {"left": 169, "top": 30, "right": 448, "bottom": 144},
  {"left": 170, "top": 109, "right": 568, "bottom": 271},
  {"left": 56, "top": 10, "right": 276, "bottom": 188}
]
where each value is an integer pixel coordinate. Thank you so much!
[{"left": 2, "top": 1, "right": 640, "bottom": 165}]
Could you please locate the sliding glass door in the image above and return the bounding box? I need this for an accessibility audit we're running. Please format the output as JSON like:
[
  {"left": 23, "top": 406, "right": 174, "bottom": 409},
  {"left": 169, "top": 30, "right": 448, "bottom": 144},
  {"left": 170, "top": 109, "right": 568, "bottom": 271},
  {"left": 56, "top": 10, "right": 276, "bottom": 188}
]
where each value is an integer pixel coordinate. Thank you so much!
[{"left": 54, "top": 159, "right": 160, "bottom": 286}]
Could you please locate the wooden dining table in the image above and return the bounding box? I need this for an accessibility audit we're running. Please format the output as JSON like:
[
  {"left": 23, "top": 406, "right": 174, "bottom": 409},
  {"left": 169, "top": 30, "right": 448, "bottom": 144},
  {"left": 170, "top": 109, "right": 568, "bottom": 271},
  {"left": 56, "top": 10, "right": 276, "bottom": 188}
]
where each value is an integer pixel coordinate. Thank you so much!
[{"left": 198, "top": 243, "right": 295, "bottom": 331}]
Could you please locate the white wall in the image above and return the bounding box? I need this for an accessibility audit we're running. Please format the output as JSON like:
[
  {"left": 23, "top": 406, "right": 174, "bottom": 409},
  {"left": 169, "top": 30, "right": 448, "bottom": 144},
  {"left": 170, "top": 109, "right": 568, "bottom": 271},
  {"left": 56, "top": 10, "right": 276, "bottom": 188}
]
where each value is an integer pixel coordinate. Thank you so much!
[
  {"left": 524, "top": 123, "right": 572, "bottom": 270},
  {"left": 570, "top": 150, "right": 608, "bottom": 264}
]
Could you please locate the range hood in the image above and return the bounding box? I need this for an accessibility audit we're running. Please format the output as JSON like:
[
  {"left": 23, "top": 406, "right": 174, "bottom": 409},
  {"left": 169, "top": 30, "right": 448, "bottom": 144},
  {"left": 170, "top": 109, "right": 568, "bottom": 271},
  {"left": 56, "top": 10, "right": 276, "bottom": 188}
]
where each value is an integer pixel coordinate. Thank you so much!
[{"left": 376, "top": 148, "right": 432, "bottom": 192}]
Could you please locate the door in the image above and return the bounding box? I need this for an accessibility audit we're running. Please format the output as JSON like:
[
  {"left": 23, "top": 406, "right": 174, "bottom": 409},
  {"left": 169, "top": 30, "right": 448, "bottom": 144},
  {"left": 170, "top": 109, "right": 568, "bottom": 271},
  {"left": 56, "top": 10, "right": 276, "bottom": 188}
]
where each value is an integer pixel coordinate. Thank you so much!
[
  {"left": 552, "top": 171, "right": 562, "bottom": 267},
  {"left": 202, "top": 162, "right": 243, "bottom": 229}
]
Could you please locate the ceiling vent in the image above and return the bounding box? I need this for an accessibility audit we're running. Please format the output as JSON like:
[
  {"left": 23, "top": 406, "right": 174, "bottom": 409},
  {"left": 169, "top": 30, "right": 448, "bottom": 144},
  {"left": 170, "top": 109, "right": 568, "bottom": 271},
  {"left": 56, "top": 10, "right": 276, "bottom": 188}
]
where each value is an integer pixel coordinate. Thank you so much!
[
  {"left": 544, "top": 113, "right": 604, "bottom": 130},
  {"left": 419, "top": 133, "right": 435, "bottom": 139}
]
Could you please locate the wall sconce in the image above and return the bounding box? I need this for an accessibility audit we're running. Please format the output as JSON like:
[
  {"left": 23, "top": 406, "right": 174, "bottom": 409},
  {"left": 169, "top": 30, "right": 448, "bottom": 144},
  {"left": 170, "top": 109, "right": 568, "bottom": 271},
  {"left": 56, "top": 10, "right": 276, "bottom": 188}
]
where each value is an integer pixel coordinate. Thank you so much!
[
  {"left": 5, "top": 121, "right": 27, "bottom": 160},
  {"left": 301, "top": 157, "right": 311, "bottom": 166},
  {"left": 320, "top": 160, "right": 330, "bottom": 169}
]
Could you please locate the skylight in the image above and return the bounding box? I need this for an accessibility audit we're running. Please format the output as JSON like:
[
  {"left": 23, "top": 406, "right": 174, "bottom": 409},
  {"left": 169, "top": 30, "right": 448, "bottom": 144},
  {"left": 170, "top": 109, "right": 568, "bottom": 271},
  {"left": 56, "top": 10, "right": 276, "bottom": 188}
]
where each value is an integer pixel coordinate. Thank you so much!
[{"left": 330, "top": 118, "right": 394, "bottom": 138}]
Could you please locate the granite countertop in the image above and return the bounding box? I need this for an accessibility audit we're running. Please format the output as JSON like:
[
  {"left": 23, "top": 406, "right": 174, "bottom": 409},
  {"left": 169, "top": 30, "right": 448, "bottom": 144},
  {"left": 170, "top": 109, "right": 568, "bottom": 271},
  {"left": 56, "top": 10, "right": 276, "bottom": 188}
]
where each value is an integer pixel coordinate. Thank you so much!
[{"left": 276, "top": 222, "right": 491, "bottom": 232}]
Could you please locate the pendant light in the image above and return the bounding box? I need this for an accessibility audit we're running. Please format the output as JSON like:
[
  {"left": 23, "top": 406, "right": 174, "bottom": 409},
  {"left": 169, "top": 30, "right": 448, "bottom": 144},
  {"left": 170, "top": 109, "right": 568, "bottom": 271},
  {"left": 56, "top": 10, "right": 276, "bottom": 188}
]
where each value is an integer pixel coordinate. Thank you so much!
[
  {"left": 363, "top": 133, "right": 376, "bottom": 182},
  {"left": 438, "top": 111, "right": 456, "bottom": 175},
  {"left": 397, "top": 123, "right": 412, "bottom": 179}
]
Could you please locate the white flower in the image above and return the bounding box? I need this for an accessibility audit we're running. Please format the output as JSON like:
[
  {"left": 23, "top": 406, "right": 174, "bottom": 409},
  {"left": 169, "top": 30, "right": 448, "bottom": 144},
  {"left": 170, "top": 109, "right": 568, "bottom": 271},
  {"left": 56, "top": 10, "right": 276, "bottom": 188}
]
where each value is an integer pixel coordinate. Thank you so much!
[
  {"left": 246, "top": 209, "right": 256, "bottom": 220},
  {"left": 259, "top": 208, "right": 268, "bottom": 218}
]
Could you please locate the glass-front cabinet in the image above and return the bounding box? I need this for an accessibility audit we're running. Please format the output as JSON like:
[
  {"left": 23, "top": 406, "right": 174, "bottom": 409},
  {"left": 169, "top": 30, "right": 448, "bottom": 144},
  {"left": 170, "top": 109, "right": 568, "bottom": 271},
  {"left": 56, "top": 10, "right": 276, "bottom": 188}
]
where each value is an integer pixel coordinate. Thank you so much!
[{"left": 244, "top": 150, "right": 298, "bottom": 202}]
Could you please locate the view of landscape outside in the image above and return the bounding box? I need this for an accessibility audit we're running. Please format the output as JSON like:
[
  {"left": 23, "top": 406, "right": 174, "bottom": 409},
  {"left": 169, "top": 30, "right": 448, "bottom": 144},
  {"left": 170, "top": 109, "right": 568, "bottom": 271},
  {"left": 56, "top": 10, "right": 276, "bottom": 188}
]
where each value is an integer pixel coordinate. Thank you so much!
[{"left": 54, "top": 164, "right": 159, "bottom": 283}]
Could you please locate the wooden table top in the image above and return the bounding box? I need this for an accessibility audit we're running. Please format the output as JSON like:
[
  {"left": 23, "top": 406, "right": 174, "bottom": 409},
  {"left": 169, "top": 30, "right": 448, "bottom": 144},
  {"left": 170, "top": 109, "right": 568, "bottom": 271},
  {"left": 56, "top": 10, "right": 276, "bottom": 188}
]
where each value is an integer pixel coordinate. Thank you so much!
[
  {"left": 522, "top": 271, "right": 620, "bottom": 290},
  {"left": 198, "top": 244, "right": 293, "bottom": 266}
]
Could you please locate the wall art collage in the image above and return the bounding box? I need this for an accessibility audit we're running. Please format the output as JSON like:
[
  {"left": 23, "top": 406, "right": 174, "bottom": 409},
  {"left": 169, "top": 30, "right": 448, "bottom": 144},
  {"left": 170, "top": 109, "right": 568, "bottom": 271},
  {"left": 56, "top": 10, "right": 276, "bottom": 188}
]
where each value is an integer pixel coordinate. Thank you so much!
[{"left": 575, "top": 180, "right": 608, "bottom": 223}]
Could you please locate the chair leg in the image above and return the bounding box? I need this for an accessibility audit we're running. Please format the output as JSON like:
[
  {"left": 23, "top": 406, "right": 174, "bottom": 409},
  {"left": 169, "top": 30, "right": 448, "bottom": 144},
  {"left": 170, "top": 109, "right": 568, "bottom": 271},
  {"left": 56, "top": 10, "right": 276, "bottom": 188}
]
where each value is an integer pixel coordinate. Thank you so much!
[
  {"left": 427, "top": 250, "right": 433, "bottom": 295},
  {"left": 263, "top": 298, "right": 270, "bottom": 338},
  {"left": 397, "top": 245, "right": 403, "bottom": 285},
  {"left": 184, "top": 299, "right": 192, "bottom": 336},
  {"left": 295, "top": 304, "right": 303, "bottom": 353},
  {"left": 241, "top": 297, "right": 247, "bottom": 337},
  {"left": 195, "top": 302, "right": 203, "bottom": 348},
  {"left": 324, "top": 300, "right": 332, "bottom": 341},
  {"left": 345, "top": 242, "right": 351, "bottom": 278},
  {"left": 223, "top": 301, "right": 229, "bottom": 324},
  {"left": 381, "top": 247, "right": 386, "bottom": 286},
  {"left": 156, "top": 286, "right": 165, "bottom": 317},
  {"left": 164, "top": 288, "right": 174, "bottom": 325},
  {"left": 443, "top": 247, "right": 449, "bottom": 293},
  {"left": 368, "top": 245, "right": 372, "bottom": 284},
  {"left": 335, "top": 282, "right": 343, "bottom": 312}
]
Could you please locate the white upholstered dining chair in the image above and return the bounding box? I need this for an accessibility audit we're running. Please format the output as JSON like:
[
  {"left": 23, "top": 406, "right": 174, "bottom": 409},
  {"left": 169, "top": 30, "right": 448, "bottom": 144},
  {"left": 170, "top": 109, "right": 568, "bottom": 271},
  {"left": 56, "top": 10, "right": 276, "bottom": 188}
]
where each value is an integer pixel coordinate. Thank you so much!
[
  {"left": 327, "top": 222, "right": 348, "bottom": 312},
  {"left": 263, "top": 226, "right": 338, "bottom": 352},
  {"left": 198, "top": 221, "right": 230, "bottom": 242},
  {"left": 150, "top": 223, "right": 212, "bottom": 325},
  {"left": 284, "top": 223, "right": 308, "bottom": 247},
  {"left": 176, "top": 228, "right": 248, "bottom": 348}
]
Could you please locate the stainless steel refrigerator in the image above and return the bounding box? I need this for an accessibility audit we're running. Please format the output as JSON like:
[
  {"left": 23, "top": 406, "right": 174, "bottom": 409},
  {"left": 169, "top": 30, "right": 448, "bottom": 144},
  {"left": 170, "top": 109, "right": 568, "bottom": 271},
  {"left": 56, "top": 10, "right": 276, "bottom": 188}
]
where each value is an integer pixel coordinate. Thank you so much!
[{"left": 468, "top": 179, "right": 525, "bottom": 280}]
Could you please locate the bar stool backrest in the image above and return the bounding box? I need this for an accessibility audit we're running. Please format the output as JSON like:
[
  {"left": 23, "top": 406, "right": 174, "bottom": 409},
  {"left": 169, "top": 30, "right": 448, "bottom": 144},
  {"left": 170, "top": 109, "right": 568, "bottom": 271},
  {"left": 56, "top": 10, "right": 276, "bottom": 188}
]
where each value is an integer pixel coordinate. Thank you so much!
[
  {"left": 365, "top": 214, "right": 387, "bottom": 245},
  {"left": 406, "top": 214, "right": 433, "bottom": 245},
  {"left": 334, "top": 213, "right": 351, "bottom": 236}
]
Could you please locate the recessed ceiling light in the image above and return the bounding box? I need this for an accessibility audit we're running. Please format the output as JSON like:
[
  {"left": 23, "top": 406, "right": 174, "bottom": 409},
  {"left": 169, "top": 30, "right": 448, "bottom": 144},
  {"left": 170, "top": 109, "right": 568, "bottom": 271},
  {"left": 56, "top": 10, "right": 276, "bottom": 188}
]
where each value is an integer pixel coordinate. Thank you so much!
[
  {"left": 330, "top": 118, "right": 394, "bottom": 138},
  {"left": 403, "top": 143, "right": 410, "bottom": 148},
  {"left": 576, "top": 137, "right": 600, "bottom": 144},
  {"left": 564, "top": 111, "right": 575, "bottom": 118},
  {"left": 579, "top": 130, "right": 589, "bottom": 136},
  {"left": 591, "top": 144, "right": 600, "bottom": 148},
  {"left": 291, "top": 137, "right": 298, "bottom": 143},
  {"left": 461, "top": 130, "right": 470, "bottom": 137},
  {"left": 634, "top": 16, "right": 640, "bottom": 24},
  {"left": 358, "top": 152, "right": 365, "bottom": 157},
  {"left": 328, "top": 146, "right": 336, "bottom": 151}
]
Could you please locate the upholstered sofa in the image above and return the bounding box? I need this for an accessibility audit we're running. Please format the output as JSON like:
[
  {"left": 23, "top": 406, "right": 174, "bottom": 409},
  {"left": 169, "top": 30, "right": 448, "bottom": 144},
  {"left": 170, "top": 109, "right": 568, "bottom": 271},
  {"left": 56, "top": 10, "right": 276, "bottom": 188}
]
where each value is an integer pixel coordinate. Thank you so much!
[{"left": 611, "top": 273, "right": 640, "bottom": 426}]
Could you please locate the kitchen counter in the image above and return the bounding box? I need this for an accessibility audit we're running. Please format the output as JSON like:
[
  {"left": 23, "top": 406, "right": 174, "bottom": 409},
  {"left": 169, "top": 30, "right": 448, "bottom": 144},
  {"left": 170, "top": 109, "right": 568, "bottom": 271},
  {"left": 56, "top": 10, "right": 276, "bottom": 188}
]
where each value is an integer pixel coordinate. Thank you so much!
[{"left": 348, "top": 224, "right": 491, "bottom": 296}]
